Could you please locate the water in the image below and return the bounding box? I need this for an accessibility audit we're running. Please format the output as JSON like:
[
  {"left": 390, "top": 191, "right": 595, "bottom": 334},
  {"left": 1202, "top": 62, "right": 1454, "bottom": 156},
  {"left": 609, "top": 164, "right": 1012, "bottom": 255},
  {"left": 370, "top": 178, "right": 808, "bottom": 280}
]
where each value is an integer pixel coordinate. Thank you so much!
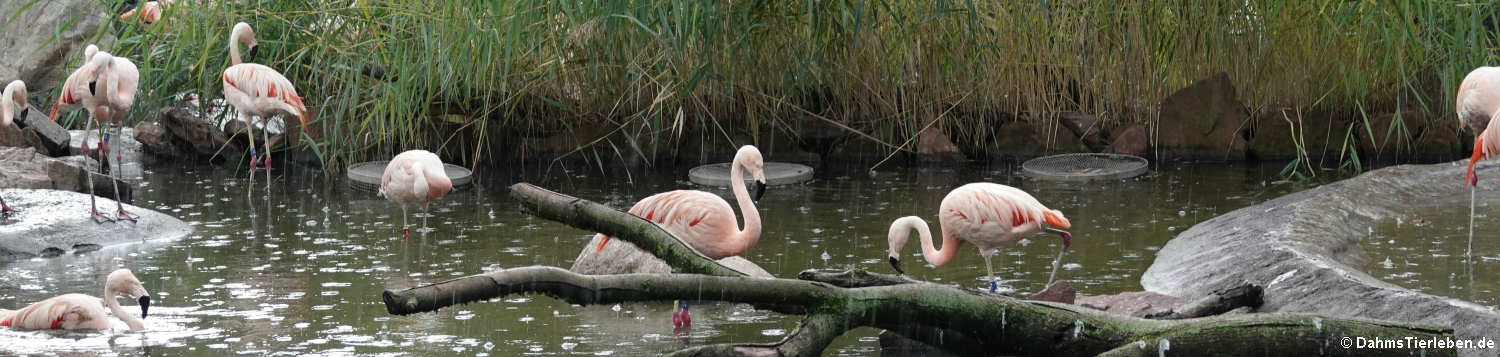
[
  {"left": 1365, "top": 195, "right": 1500, "bottom": 307},
  {"left": 0, "top": 161, "right": 1309, "bottom": 355}
]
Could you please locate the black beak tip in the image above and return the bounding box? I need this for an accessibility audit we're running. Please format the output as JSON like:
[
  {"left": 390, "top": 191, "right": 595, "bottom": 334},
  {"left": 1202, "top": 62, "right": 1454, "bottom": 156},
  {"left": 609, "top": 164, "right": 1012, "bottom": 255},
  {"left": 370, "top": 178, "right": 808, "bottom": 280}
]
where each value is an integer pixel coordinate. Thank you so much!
[
  {"left": 247, "top": 46, "right": 258, "bottom": 62},
  {"left": 88, "top": 81, "right": 97, "bottom": 96},
  {"left": 888, "top": 256, "right": 904, "bottom": 275},
  {"left": 138, "top": 295, "right": 151, "bottom": 318},
  {"left": 753, "top": 181, "right": 767, "bottom": 201}
]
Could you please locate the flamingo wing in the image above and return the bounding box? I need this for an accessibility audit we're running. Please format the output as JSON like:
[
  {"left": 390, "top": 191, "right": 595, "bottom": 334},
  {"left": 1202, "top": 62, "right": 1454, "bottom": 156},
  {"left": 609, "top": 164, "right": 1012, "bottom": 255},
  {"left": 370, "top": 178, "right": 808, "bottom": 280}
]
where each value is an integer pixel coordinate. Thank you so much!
[
  {"left": 0, "top": 294, "right": 106, "bottom": 330},
  {"left": 222, "top": 63, "right": 309, "bottom": 129},
  {"left": 623, "top": 190, "right": 738, "bottom": 259}
]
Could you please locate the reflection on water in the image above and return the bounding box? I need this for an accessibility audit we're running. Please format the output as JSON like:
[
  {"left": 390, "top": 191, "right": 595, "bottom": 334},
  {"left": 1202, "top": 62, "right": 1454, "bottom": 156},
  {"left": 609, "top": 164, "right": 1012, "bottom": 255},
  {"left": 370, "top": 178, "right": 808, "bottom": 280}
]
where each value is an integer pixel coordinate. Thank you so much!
[
  {"left": 1366, "top": 198, "right": 1500, "bottom": 307},
  {"left": 0, "top": 161, "right": 1306, "bottom": 355}
]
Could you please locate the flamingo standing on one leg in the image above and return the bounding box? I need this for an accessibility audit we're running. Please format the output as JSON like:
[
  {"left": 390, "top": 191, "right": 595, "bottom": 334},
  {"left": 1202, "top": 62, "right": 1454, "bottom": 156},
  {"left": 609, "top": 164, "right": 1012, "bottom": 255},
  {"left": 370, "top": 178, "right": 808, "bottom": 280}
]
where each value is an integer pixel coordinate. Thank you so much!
[
  {"left": 120, "top": 0, "right": 173, "bottom": 26},
  {"left": 0, "top": 269, "right": 151, "bottom": 331},
  {"left": 593, "top": 145, "right": 769, "bottom": 260},
  {"left": 222, "top": 22, "right": 311, "bottom": 194},
  {"left": 378, "top": 150, "right": 453, "bottom": 238},
  {"left": 886, "top": 182, "right": 1073, "bottom": 292},
  {"left": 1457, "top": 66, "right": 1500, "bottom": 259},
  {"left": 49, "top": 49, "right": 117, "bottom": 223},
  {"left": 0, "top": 80, "right": 29, "bottom": 213}
]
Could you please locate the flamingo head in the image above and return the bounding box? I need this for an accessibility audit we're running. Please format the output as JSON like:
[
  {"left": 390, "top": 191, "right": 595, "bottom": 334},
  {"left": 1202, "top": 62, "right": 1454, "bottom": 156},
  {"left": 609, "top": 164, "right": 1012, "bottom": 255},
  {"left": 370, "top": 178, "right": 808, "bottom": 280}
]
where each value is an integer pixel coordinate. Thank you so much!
[
  {"left": 885, "top": 216, "right": 929, "bottom": 275},
  {"left": 107, "top": 269, "right": 151, "bottom": 319},
  {"left": 2, "top": 80, "right": 24, "bottom": 125},
  {"left": 734, "top": 145, "right": 768, "bottom": 201},
  {"left": 1043, "top": 209, "right": 1072, "bottom": 248},
  {"left": 233, "top": 22, "right": 258, "bottom": 62},
  {"left": 86, "top": 52, "right": 114, "bottom": 96}
]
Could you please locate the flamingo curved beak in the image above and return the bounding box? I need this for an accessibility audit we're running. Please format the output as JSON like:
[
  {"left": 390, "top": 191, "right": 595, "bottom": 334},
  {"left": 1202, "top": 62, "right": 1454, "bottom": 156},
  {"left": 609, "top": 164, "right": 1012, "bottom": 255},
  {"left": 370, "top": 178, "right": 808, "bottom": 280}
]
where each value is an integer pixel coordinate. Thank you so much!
[
  {"left": 246, "top": 45, "right": 258, "bottom": 63},
  {"left": 753, "top": 181, "right": 767, "bottom": 202},
  {"left": 1047, "top": 227, "right": 1072, "bottom": 248},
  {"left": 88, "top": 81, "right": 97, "bottom": 96},
  {"left": 138, "top": 295, "right": 151, "bottom": 318},
  {"left": 888, "top": 256, "right": 905, "bottom": 275}
]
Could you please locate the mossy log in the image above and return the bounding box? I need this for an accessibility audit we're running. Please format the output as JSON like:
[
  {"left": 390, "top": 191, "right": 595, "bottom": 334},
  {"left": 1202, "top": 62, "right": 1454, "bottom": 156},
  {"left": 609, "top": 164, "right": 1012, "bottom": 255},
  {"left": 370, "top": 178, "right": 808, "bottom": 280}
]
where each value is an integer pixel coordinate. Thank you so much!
[{"left": 379, "top": 183, "right": 1457, "bottom": 356}]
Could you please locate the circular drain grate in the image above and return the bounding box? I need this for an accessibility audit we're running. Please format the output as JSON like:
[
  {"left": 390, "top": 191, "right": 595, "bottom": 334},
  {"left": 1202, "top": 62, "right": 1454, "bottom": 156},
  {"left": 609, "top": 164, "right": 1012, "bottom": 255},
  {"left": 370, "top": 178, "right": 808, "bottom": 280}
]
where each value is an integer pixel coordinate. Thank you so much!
[
  {"left": 1022, "top": 153, "right": 1148, "bottom": 181},
  {"left": 347, "top": 161, "right": 474, "bottom": 191}
]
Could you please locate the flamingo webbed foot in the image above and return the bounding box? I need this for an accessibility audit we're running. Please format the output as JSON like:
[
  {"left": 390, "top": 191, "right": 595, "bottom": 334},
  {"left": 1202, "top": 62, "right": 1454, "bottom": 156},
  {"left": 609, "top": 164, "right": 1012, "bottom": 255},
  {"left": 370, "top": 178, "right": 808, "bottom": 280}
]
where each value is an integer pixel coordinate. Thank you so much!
[
  {"left": 91, "top": 208, "right": 115, "bottom": 224},
  {"left": 1, "top": 203, "right": 16, "bottom": 215},
  {"left": 116, "top": 208, "right": 140, "bottom": 223}
]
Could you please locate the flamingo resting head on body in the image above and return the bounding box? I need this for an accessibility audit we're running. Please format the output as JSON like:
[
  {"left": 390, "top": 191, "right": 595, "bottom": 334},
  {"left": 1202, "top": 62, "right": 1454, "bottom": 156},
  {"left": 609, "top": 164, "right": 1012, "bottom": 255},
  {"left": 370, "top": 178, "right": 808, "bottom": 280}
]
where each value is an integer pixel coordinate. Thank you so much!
[{"left": 2, "top": 80, "right": 27, "bottom": 128}]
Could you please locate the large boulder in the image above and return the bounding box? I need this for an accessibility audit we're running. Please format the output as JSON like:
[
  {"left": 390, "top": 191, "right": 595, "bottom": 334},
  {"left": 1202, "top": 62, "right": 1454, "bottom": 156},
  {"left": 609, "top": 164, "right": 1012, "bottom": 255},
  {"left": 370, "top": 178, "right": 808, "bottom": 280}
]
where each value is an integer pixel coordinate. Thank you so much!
[
  {"left": 570, "top": 234, "right": 775, "bottom": 278},
  {"left": 1154, "top": 72, "right": 1250, "bottom": 160},
  {"left": 0, "top": 0, "right": 113, "bottom": 92},
  {"left": 1142, "top": 159, "right": 1500, "bottom": 356},
  {"left": 0, "top": 147, "right": 131, "bottom": 203},
  {"left": 0, "top": 189, "right": 190, "bottom": 262},
  {"left": 0, "top": 107, "right": 70, "bottom": 157}
]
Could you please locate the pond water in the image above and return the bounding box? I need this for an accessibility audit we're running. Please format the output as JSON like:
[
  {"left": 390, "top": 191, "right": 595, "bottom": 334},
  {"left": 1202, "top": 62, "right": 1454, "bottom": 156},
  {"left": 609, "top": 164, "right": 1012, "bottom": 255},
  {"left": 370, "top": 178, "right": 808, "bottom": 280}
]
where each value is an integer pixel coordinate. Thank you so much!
[
  {"left": 0, "top": 160, "right": 1323, "bottom": 355},
  {"left": 1365, "top": 195, "right": 1500, "bottom": 307}
]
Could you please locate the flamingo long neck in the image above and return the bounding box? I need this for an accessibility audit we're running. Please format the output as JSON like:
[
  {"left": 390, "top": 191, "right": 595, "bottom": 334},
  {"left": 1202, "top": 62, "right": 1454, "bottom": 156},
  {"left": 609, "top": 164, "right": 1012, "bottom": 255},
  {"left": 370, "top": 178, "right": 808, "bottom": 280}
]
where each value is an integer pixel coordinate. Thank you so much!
[
  {"left": 228, "top": 30, "right": 243, "bottom": 65},
  {"left": 0, "top": 86, "right": 13, "bottom": 128},
  {"left": 411, "top": 162, "right": 429, "bottom": 204},
  {"left": 921, "top": 221, "right": 961, "bottom": 267},
  {"left": 726, "top": 156, "right": 761, "bottom": 255},
  {"left": 102, "top": 285, "right": 144, "bottom": 331}
]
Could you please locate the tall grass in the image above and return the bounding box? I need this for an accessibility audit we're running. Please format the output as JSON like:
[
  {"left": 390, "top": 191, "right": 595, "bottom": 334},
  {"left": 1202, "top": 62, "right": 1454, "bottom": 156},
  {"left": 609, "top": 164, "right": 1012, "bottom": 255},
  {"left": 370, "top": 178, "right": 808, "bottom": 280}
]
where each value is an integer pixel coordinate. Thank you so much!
[{"left": 71, "top": 0, "right": 1500, "bottom": 169}]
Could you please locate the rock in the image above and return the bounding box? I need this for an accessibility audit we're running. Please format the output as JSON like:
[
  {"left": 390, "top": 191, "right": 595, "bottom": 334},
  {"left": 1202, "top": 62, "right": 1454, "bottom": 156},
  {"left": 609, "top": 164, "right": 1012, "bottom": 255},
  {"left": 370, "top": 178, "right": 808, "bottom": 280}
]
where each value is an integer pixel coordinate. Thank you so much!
[
  {"left": 0, "top": 0, "right": 113, "bottom": 92},
  {"left": 1075, "top": 291, "right": 1187, "bottom": 318},
  {"left": 915, "top": 127, "right": 966, "bottom": 163},
  {"left": 132, "top": 120, "right": 189, "bottom": 158},
  {"left": 1106, "top": 124, "right": 1149, "bottom": 156},
  {"left": 0, "top": 147, "right": 131, "bottom": 203},
  {"left": 0, "top": 107, "right": 70, "bottom": 156},
  {"left": 0, "top": 189, "right": 190, "bottom": 262},
  {"left": 1026, "top": 280, "right": 1076, "bottom": 304},
  {"left": 986, "top": 118, "right": 1088, "bottom": 160},
  {"left": 1142, "top": 159, "right": 1500, "bottom": 355},
  {"left": 152, "top": 105, "right": 233, "bottom": 158},
  {"left": 1057, "top": 112, "right": 1112, "bottom": 152},
  {"left": 1245, "top": 108, "right": 1340, "bottom": 162},
  {"left": 570, "top": 234, "right": 774, "bottom": 278},
  {"left": 1154, "top": 72, "right": 1250, "bottom": 160}
]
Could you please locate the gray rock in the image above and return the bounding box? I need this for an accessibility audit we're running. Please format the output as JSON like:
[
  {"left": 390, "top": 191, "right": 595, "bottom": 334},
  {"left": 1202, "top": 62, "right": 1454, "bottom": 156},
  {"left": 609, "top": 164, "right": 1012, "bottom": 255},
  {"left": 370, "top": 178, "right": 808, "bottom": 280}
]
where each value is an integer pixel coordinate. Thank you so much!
[
  {"left": 1154, "top": 72, "right": 1249, "bottom": 160},
  {"left": 0, "top": 107, "right": 70, "bottom": 157},
  {"left": 0, "top": 147, "right": 131, "bottom": 203},
  {"left": 0, "top": 189, "right": 190, "bottom": 262},
  {"left": 570, "top": 234, "right": 774, "bottom": 278},
  {"left": 1142, "top": 159, "right": 1500, "bottom": 356},
  {"left": 0, "top": 0, "right": 113, "bottom": 93}
]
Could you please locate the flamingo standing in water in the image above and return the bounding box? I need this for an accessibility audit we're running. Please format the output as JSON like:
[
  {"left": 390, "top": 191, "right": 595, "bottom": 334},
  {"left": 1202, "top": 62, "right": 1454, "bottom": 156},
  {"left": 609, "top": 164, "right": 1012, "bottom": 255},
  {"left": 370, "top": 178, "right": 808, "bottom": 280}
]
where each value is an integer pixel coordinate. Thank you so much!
[
  {"left": 0, "top": 80, "right": 29, "bottom": 213},
  {"left": 1457, "top": 66, "right": 1500, "bottom": 259},
  {"left": 222, "top": 22, "right": 310, "bottom": 192},
  {"left": 886, "top": 182, "right": 1073, "bottom": 291},
  {"left": 50, "top": 48, "right": 125, "bottom": 223},
  {"left": 593, "top": 145, "right": 768, "bottom": 260},
  {"left": 378, "top": 150, "right": 453, "bottom": 238},
  {"left": 120, "top": 0, "right": 173, "bottom": 26},
  {"left": 0, "top": 269, "right": 151, "bottom": 331}
]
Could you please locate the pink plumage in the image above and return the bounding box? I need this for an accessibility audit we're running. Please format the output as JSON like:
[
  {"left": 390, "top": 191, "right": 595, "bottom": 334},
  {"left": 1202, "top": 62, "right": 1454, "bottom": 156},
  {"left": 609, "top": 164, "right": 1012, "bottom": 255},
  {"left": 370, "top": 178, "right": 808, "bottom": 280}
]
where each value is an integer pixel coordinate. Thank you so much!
[
  {"left": 0, "top": 269, "right": 150, "bottom": 331},
  {"left": 595, "top": 145, "right": 768, "bottom": 260},
  {"left": 379, "top": 150, "right": 453, "bottom": 237},
  {"left": 887, "top": 182, "right": 1073, "bottom": 289}
]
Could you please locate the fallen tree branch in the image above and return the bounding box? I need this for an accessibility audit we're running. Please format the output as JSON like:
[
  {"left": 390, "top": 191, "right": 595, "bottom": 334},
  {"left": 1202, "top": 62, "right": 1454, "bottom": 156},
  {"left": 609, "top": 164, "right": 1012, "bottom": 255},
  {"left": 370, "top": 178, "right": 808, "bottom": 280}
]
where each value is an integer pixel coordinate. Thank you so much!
[
  {"left": 1146, "top": 282, "right": 1264, "bottom": 320},
  {"left": 384, "top": 266, "right": 1456, "bottom": 356}
]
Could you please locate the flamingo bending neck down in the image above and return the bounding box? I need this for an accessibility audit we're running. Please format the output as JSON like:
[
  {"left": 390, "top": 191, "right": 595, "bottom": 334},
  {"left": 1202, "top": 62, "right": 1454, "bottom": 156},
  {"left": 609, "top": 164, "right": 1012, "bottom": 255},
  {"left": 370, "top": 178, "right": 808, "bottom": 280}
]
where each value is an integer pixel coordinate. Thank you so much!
[
  {"left": 50, "top": 48, "right": 129, "bottom": 223},
  {"left": 1, "top": 80, "right": 28, "bottom": 213},
  {"left": 222, "top": 22, "right": 310, "bottom": 194},
  {"left": 594, "top": 145, "right": 768, "bottom": 260},
  {"left": 1457, "top": 67, "right": 1500, "bottom": 259},
  {"left": 886, "top": 182, "right": 1073, "bottom": 291},
  {"left": 378, "top": 150, "right": 454, "bottom": 238},
  {"left": 0, "top": 269, "right": 151, "bottom": 331}
]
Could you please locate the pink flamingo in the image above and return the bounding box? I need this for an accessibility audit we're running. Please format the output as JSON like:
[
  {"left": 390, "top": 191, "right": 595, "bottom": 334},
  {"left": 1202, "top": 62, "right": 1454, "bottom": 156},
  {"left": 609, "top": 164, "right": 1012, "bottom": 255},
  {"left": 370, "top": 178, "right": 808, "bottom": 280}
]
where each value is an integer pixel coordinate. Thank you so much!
[
  {"left": 222, "top": 22, "right": 310, "bottom": 191},
  {"left": 0, "top": 80, "right": 28, "bottom": 213},
  {"left": 0, "top": 269, "right": 150, "bottom": 331},
  {"left": 120, "top": 0, "right": 173, "bottom": 26},
  {"left": 1458, "top": 67, "right": 1500, "bottom": 259},
  {"left": 594, "top": 145, "right": 768, "bottom": 260},
  {"left": 378, "top": 150, "right": 454, "bottom": 238},
  {"left": 50, "top": 48, "right": 125, "bottom": 223},
  {"left": 97, "top": 51, "right": 141, "bottom": 222},
  {"left": 886, "top": 182, "right": 1073, "bottom": 291}
]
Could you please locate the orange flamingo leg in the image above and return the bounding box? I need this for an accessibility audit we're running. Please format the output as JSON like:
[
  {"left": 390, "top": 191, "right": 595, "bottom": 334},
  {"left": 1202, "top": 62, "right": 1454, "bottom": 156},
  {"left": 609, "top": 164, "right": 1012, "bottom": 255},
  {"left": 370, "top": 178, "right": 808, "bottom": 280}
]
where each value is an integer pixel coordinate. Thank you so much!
[{"left": 0, "top": 196, "right": 15, "bottom": 214}]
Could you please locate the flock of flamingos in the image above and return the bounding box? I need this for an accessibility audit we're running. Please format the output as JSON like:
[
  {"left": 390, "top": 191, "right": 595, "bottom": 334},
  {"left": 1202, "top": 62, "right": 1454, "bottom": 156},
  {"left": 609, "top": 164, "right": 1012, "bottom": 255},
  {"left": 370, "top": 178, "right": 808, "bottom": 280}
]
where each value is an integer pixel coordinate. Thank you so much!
[{"left": 0, "top": 8, "right": 1498, "bottom": 348}]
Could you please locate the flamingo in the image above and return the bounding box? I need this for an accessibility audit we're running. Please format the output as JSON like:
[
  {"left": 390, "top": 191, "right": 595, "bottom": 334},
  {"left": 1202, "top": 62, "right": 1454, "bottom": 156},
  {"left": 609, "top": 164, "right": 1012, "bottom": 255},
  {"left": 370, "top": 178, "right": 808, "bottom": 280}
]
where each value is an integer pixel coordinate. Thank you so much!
[
  {"left": 378, "top": 150, "right": 453, "bottom": 238},
  {"left": 120, "top": 0, "right": 173, "bottom": 26},
  {"left": 886, "top": 182, "right": 1073, "bottom": 291},
  {"left": 96, "top": 51, "right": 141, "bottom": 222},
  {"left": 0, "top": 269, "right": 151, "bottom": 331},
  {"left": 49, "top": 48, "right": 121, "bottom": 223},
  {"left": 1457, "top": 67, "right": 1500, "bottom": 259},
  {"left": 222, "top": 22, "right": 310, "bottom": 192},
  {"left": 0, "top": 80, "right": 28, "bottom": 213},
  {"left": 593, "top": 145, "right": 768, "bottom": 260}
]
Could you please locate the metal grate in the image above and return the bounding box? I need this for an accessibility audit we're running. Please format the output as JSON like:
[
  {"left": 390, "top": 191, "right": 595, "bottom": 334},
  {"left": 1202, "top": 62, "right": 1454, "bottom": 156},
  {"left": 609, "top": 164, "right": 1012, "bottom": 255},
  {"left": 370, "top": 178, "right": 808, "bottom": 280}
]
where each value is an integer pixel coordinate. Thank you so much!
[
  {"left": 1022, "top": 153, "right": 1148, "bottom": 181},
  {"left": 346, "top": 161, "right": 475, "bottom": 191}
]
